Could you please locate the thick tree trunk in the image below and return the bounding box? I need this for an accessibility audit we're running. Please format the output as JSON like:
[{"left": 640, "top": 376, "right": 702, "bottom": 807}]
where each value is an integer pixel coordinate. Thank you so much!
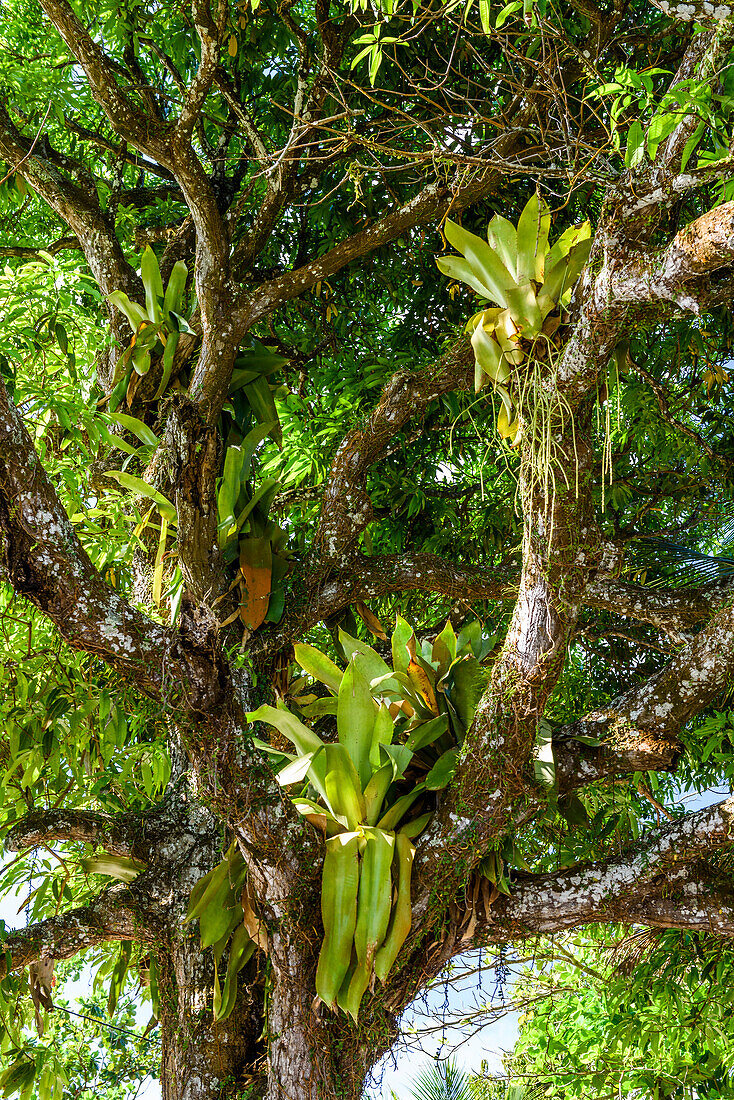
[
  {"left": 264, "top": 926, "right": 395, "bottom": 1100},
  {"left": 158, "top": 934, "right": 262, "bottom": 1100},
  {"left": 157, "top": 918, "right": 392, "bottom": 1100}
]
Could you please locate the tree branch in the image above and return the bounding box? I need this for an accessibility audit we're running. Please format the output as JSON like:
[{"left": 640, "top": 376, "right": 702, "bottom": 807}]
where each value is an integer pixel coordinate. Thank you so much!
[
  {"left": 0, "top": 235, "right": 79, "bottom": 260},
  {"left": 0, "top": 886, "right": 159, "bottom": 978},
  {"left": 313, "top": 339, "right": 474, "bottom": 566},
  {"left": 178, "top": 0, "right": 226, "bottom": 137},
  {"left": 485, "top": 795, "right": 734, "bottom": 940},
  {"left": 233, "top": 169, "right": 512, "bottom": 330},
  {"left": 37, "top": 0, "right": 169, "bottom": 158},
  {"left": 0, "top": 103, "right": 139, "bottom": 305},
  {"left": 302, "top": 552, "right": 516, "bottom": 627},
  {"left": 559, "top": 600, "right": 734, "bottom": 746},
  {"left": 0, "top": 379, "right": 169, "bottom": 694},
  {"left": 392, "top": 800, "right": 734, "bottom": 1007},
  {"left": 5, "top": 810, "right": 137, "bottom": 860},
  {"left": 583, "top": 576, "right": 734, "bottom": 638}
]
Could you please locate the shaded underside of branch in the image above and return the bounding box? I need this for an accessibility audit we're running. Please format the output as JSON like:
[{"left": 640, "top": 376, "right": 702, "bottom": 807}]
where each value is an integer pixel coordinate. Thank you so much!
[{"left": 0, "top": 885, "right": 159, "bottom": 978}]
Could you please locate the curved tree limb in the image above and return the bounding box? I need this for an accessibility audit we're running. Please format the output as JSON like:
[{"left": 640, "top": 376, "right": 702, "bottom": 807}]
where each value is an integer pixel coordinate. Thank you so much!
[
  {"left": 560, "top": 600, "right": 734, "bottom": 746},
  {"left": 0, "top": 885, "right": 160, "bottom": 979},
  {"left": 0, "top": 103, "right": 140, "bottom": 307},
  {"left": 0, "top": 379, "right": 170, "bottom": 693},
  {"left": 233, "top": 169, "right": 515, "bottom": 331},
  {"left": 390, "top": 799, "right": 734, "bottom": 1009},
  {"left": 313, "top": 340, "right": 475, "bottom": 566},
  {"left": 485, "top": 795, "right": 734, "bottom": 940},
  {"left": 0, "top": 235, "right": 79, "bottom": 260},
  {"left": 583, "top": 576, "right": 734, "bottom": 637},
  {"left": 5, "top": 810, "right": 138, "bottom": 860}
]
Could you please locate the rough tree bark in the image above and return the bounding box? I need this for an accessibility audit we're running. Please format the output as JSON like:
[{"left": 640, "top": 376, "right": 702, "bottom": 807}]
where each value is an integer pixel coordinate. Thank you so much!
[{"left": 2, "top": 1, "right": 734, "bottom": 1098}]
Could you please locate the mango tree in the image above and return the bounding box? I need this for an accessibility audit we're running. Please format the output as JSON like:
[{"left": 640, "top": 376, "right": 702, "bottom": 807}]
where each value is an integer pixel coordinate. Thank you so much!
[{"left": 2, "top": 0, "right": 734, "bottom": 1097}]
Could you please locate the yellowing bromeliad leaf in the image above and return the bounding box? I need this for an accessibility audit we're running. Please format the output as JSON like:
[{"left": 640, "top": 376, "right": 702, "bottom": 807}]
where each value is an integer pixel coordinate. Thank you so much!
[
  {"left": 364, "top": 762, "right": 393, "bottom": 825},
  {"left": 238, "top": 537, "right": 272, "bottom": 630},
  {"left": 493, "top": 311, "right": 524, "bottom": 365},
  {"left": 442, "top": 219, "right": 516, "bottom": 307},
  {"left": 436, "top": 254, "right": 494, "bottom": 299},
  {"left": 247, "top": 704, "right": 325, "bottom": 757},
  {"left": 544, "top": 220, "right": 592, "bottom": 273},
  {"left": 471, "top": 323, "right": 509, "bottom": 392},
  {"left": 108, "top": 412, "right": 159, "bottom": 447},
  {"left": 516, "top": 192, "right": 551, "bottom": 283},
  {"left": 406, "top": 659, "right": 438, "bottom": 714},
  {"left": 497, "top": 401, "right": 520, "bottom": 442},
  {"left": 538, "top": 237, "right": 593, "bottom": 317},
  {"left": 338, "top": 629, "right": 396, "bottom": 690},
  {"left": 355, "top": 601, "right": 388, "bottom": 640},
  {"left": 324, "top": 743, "right": 366, "bottom": 829},
  {"left": 80, "top": 853, "right": 147, "bottom": 882},
  {"left": 504, "top": 282, "right": 543, "bottom": 336},
  {"left": 107, "top": 290, "right": 148, "bottom": 331}
]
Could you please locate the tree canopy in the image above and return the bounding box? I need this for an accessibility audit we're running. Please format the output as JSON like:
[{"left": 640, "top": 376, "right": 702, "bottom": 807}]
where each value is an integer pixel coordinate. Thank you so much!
[{"left": 2, "top": 0, "right": 734, "bottom": 1097}]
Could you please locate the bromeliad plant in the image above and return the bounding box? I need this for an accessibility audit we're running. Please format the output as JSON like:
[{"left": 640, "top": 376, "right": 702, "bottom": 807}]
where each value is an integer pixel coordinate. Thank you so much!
[
  {"left": 183, "top": 841, "right": 266, "bottom": 1022},
  {"left": 247, "top": 616, "right": 493, "bottom": 1020},
  {"left": 215, "top": 423, "right": 292, "bottom": 631},
  {"left": 103, "top": 243, "right": 292, "bottom": 629},
  {"left": 107, "top": 246, "right": 191, "bottom": 411},
  {"left": 437, "top": 194, "right": 592, "bottom": 440}
]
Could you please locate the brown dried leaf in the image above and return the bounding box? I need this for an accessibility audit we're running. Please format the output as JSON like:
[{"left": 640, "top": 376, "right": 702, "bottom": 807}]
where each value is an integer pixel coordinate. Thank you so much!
[
  {"left": 356, "top": 601, "right": 388, "bottom": 641},
  {"left": 241, "top": 886, "right": 269, "bottom": 953},
  {"left": 29, "top": 959, "right": 54, "bottom": 1036}
]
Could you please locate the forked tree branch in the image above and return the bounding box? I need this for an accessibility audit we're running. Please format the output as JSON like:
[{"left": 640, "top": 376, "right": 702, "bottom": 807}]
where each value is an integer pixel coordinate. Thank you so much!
[
  {"left": 0, "top": 236, "right": 79, "bottom": 260},
  {"left": 300, "top": 554, "right": 733, "bottom": 638},
  {"left": 584, "top": 576, "right": 734, "bottom": 636},
  {"left": 179, "top": 0, "right": 227, "bottom": 136},
  {"left": 394, "top": 799, "right": 734, "bottom": 1006}
]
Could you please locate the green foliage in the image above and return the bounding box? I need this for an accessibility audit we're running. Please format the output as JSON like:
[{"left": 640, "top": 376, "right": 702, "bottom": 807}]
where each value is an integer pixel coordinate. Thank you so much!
[
  {"left": 508, "top": 927, "right": 734, "bottom": 1099},
  {"left": 0, "top": 952, "right": 157, "bottom": 1100},
  {"left": 2, "top": 0, "right": 734, "bottom": 1091},
  {"left": 406, "top": 1059, "right": 476, "bottom": 1100},
  {"left": 246, "top": 615, "right": 494, "bottom": 1018},
  {"left": 183, "top": 844, "right": 257, "bottom": 1022},
  {"left": 438, "top": 195, "right": 592, "bottom": 439},
  {"left": 591, "top": 60, "right": 734, "bottom": 176}
]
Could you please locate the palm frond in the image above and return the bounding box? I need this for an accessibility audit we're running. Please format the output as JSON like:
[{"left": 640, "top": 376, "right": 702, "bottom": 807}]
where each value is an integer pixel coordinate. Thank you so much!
[
  {"left": 407, "top": 1060, "right": 475, "bottom": 1100},
  {"left": 627, "top": 536, "right": 734, "bottom": 589}
]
